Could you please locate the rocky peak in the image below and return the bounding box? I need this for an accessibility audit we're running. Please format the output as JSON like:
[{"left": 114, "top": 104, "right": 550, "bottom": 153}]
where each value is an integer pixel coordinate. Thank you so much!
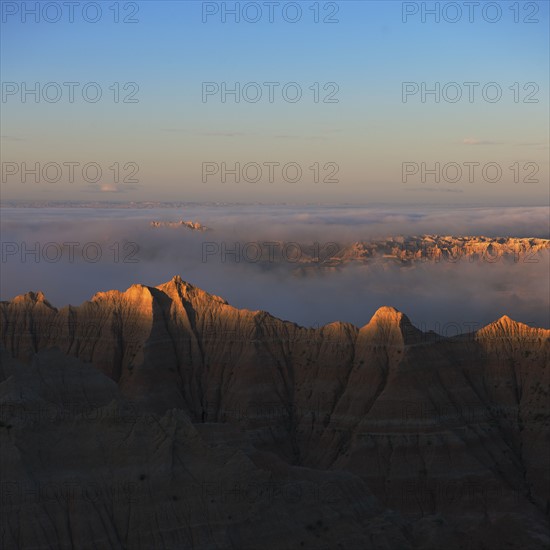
[
  {"left": 11, "top": 290, "right": 54, "bottom": 309},
  {"left": 476, "top": 314, "right": 549, "bottom": 344},
  {"left": 360, "top": 306, "right": 421, "bottom": 347},
  {"left": 157, "top": 276, "right": 228, "bottom": 308},
  {"left": 370, "top": 306, "right": 408, "bottom": 324}
]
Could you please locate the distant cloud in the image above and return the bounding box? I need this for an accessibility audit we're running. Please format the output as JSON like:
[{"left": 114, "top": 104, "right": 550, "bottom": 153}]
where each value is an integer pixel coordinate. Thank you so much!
[
  {"left": 83, "top": 184, "right": 140, "bottom": 193},
  {"left": 161, "top": 129, "right": 330, "bottom": 140},
  {"left": 517, "top": 141, "right": 549, "bottom": 150},
  {"left": 462, "top": 138, "right": 502, "bottom": 145},
  {"left": 168, "top": 129, "right": 256, "bottom": 137},
  {"left": 1, "top": 135, "right": 26, "bottom": 141},
  {"left": 462, "top": 138, "right": 548, "bottom": 149},
  {"left": 273, "top": 134, "right": 327, "bottom": 140},
  {"left": 406, "top": 187, "right": 463, "bottom": 193},
  {"left": 197, "top": 131, "right": 248, "bottom": 137},
  {"left": 161, "top": 129, "right": 251, "bottom": 138}
]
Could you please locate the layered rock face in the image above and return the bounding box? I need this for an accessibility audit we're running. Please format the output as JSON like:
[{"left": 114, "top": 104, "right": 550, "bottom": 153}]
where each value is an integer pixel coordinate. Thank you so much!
[
  {"left": 1, "top": 348, "right": 413, "bottom": 550},
  {"left": 1, "top": 276, "right": 549, "bottom": 549}
]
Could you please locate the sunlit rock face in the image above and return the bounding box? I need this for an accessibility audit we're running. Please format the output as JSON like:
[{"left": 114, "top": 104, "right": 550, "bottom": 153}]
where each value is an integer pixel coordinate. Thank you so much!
[
  {"left": 193, "top": 235, "right": 550, "bottom": 268},
  {"left": 1, "top": 276, "right": 549, "bottom": 549}
]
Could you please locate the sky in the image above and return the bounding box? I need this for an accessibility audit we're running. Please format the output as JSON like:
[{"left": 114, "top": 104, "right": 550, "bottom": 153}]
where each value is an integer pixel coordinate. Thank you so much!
[{"left": 1, "top": 0, "right": 549, "bottom": 204}]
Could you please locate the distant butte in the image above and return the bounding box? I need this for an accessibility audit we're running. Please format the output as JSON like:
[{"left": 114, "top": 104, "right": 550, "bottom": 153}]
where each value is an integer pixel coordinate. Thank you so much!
[{"left": 150, "top": 220, "right": 210, "bottom": 231}]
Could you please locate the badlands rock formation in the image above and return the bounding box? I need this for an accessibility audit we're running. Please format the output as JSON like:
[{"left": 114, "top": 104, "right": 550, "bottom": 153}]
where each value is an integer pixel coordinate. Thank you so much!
[
  {"left": 334, "top": 235, "right": 549, "bottom": 263},
  {"left": 150, "top": 220, "right": 210, "bottom": 231},
  {"left": 1, "top": 276, "right": 549, "bottom": 549},
  {"left": 200, "top": 236, "right": 549, "bottom": 268}
]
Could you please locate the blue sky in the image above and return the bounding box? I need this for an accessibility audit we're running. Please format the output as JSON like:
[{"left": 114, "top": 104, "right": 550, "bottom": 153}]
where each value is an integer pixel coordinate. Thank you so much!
[{"left": 1, "top": 0, "right": 549, "bottom": 204}]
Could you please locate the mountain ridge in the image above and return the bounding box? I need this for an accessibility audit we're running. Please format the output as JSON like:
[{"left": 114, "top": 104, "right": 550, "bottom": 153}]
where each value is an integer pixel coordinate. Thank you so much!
[
  {"left": 0, "top": 276, "right": 549, "bottom": 549},
  {"left": 3, "top": 275, "right": 545, "bottom": 335}
]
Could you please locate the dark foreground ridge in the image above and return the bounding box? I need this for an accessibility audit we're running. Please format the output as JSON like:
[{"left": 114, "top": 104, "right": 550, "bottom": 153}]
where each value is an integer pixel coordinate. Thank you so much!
[{"left": 1, "top": 276, "right": 549, "bottom": 549}]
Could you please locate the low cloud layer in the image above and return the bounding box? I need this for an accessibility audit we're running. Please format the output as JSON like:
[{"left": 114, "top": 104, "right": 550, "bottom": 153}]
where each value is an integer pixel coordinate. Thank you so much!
[{"left": 1, "top": 205, "right": 548, "bottom": 329}]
